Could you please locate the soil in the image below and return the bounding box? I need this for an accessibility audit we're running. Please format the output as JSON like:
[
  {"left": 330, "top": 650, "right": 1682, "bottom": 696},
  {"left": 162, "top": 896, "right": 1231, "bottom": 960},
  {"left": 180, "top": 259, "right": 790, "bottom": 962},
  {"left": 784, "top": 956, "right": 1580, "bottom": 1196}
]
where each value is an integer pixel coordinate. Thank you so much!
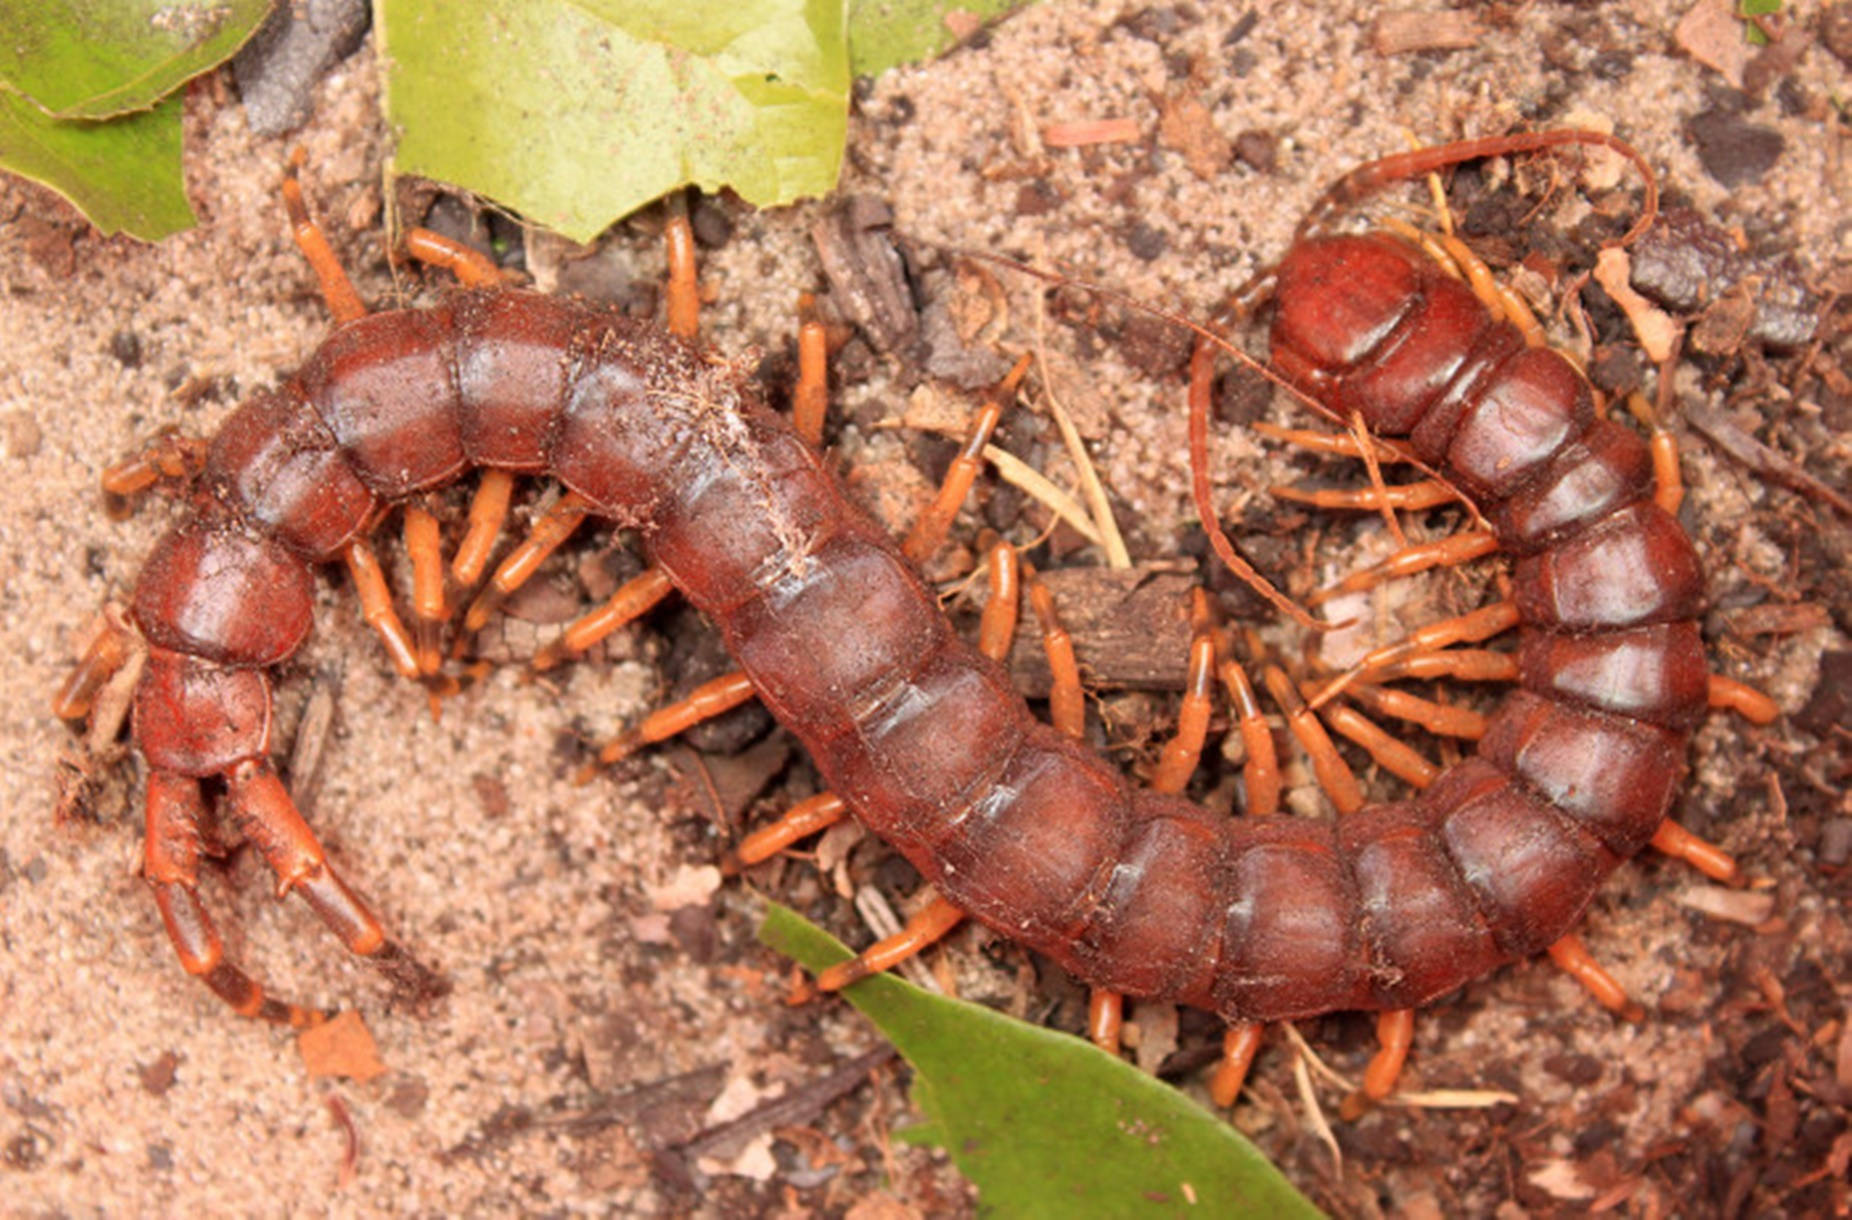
[{"left": 1, "top": 2, "right": 1847, "bottom": 1217}]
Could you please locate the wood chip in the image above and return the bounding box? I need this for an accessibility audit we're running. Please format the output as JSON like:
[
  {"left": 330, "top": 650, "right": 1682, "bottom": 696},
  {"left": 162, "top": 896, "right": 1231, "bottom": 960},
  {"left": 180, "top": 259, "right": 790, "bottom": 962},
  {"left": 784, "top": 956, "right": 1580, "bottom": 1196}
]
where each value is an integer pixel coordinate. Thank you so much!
[
  {"left": 996, "top": 566, "right": 1196, "bottom": 697},
  {"left": 1041, "top": 118, "right": 1140, "bottom": 148},
  {"left": 1726, "top": 602, "right": 1830, "bottom": 637},
  {"left": 1675, "top": 884, "right": 1777, "bottom": 927},
  {"left": 1676, "top": 0, "right": 1750, "bottom": 89},
  {"left": 1594, "top": 247, "right": 1680, "bottom": 363},
  {"left": 1370, "top": 10, "right": 1483, "bottom": 55},
  {"left": 1685, "top": 398, "right": 1852, "bottom": 516},
  {"left": 1837, "top": 1010, "right": 1852, "bottom": 1090},
  {"left": 299, "top": 1010, "right": 387, "bottom": 1083}
]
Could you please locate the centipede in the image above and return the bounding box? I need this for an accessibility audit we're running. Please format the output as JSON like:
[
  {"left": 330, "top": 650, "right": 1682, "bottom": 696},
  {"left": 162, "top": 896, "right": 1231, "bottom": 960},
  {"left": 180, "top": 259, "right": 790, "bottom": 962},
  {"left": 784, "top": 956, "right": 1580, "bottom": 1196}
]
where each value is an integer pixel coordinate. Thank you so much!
[{"left": 54, "top": 131, "right": 1777, "bottom": 1127}]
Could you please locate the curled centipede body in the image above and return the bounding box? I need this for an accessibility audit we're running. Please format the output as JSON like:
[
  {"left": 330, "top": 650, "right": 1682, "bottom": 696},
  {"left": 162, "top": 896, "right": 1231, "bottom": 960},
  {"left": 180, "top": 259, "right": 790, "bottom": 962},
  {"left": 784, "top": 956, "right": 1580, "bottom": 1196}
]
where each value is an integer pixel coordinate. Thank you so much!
[{"left": 57, "top": 137, "right": 1770, "bottom": 1113}]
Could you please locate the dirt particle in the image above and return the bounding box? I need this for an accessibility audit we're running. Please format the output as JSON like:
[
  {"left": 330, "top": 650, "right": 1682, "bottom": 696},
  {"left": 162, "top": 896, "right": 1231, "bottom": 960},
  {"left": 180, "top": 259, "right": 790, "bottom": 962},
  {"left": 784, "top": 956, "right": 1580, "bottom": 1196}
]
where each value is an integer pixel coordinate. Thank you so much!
[
  {"left": 2, "top": 1127, "right": 50, "bottom": 1171},
  {"left": 137, "top": 1052, "right": 179, "bottom": 1096},
  {"left": 147, "top": 1141, "right": 173, "bottom": 1170},
  {"left": 1544, "top": 1052, "right": 1604, "bottom": 1086},
  {"left": 1117, "top": 312, "right": 1191, "bottom": 377},
  {"left": 1587, "top": 346, "right": 1644, "bottom": 398},
  {"left": 1014, "top": 180, "right": 1063, "bottom": 217},
  {"left": 386, "top": 1077, "right": 429, "bottom": 1118},
  {"left": 1819, "top": 819, "right": 1852, "bottom": 869},
  {"left": 1117, "top": 6, "right": 1184, "bottom": 42},
  {"left": 2, "top": 411, "right": 41, "bottom": 460},
  {"left": 1590, "top": 50, "right": 1633, "bottom": 81},
  {"left": 1795, "top": 651, "right": 1852, "bottom": 737},
  {"left": 472, "top": 773, "right": 511, "bottom": 818},
  {"left": 1124, "top": 221, "right": 1167, "bottom": 261},
  {"left": 19, "top": 213, "right": 77, "bottom": 278},
  {"left": 1234, "top": 128, "right": 1277, "bottom": 173},
  {"left": 1687, "top": 106, "right": 1785, "bottom": 188},
  {"left": 109, "top": 330, "right": 143, "bottom": 368},
  {"left": 690, "top": 195, "right": 733, "bottom": 249}
]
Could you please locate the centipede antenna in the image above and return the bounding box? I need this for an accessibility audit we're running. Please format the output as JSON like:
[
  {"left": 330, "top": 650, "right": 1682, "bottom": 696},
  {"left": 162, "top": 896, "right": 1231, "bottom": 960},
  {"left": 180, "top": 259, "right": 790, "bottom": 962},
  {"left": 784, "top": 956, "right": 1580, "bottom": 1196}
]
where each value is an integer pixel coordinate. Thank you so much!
[{"left": 1297, "top": 129, "right": 1660, "bottom": 251}]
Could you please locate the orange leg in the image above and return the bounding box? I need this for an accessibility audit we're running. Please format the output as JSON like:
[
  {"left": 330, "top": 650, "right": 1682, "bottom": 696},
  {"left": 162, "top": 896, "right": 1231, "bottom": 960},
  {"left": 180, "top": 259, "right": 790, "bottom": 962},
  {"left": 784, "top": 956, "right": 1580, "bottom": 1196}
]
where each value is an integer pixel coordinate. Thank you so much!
[
  {"left": 1548, "top": 932, "right": 1645, "bottom": 1022},
  {"left": 451, "top": 469, "right": 517, "bottom": 587},
  {"left": 583, "top": 670, "right": 760, "bottom": 775},
  {"left": 794, "top": 318, "right": 830, "bottom": 450},
  {"left": 1271, "top": 479, "right": 1458, "bottom": 512},
  {"left": 1264, "top": 665, "right": 1364, "bottom": 815},
  {"left": 1650, "top": 819, "right": 1742, "bottom": 884},
  {"left": 1343, "top": 682, "right": 1488, "bottom": 740},
  {"left": 226, "top": 759, "right": 446, "bottom": 1003},
  {"left": 664, "top": 209, "right": 700, "bottom": 340},
  {"left": 1209, "top": 1022, "right": 1266, "bottom": 1108},
  {"left": 1708, "top": 674, "right": 1779, "bottom": 725},
  {"left": 400, "top": 227, "right": 509, "bottom": 287},
  {"left": 1150, "top": 612, "right": 1217, "bottom": 795},
  {"left": 460, "top": 492, "right": 591, "bottom": 635},
  {"left": 721, "top": 792, "right": 848, "bottom": 874},
  {"left": 1024, "top": 562, "right": 1085, "bottom": 740},
  {"left": 1220, "top": 657, "right": 1282, "bottom": 817},
  {"left": 99, "top": 432, "right": 209, "bottom": 505},
  {"left": 1087, "top": 990, "right": 1125, "bottom": 1053},
  {"left": 144, "top": 770, "right": 325, "bottom": 1026},
  {"left": 1309, "top": 531, "right": 1498, "bottom": 606},
  {"left": 52, "top": 616, "right": 134, "bottom": 723},
  {"left": 403, "top": 505, "right": 447, "bottom": 676},
  {"left": 1315, "top": 695, "right": 1440, "bottom": 789},
  {"left": 1254, "top": 420, "right": 1421, "bottom": 466},
  {"left": 1313, "top": 601, "right": 1523, "bottom": 707},
  {"left": 343, "top": 538, "right": 420, "bottom": 679},
  {"left": 1341, "top": 1008, "right": 1417, "bottom": 1120},
  {"left": 816, "top": 895, "right": 964, "bottom": 992},
  {"left": 1370, "top": 648, "right": 1520, "bottom": 684},
  {"left": 902, "top": 354, "right": 1033, "bottom": 566},
  {"left": 977, "top": 542, "right": 1020, "bottom": 663},
  {"left": 532, "top": 566, "right": 677, "bottom": 672},
  {"left": 1626, "top": 391, "right": 1685, "bottom": 517}
]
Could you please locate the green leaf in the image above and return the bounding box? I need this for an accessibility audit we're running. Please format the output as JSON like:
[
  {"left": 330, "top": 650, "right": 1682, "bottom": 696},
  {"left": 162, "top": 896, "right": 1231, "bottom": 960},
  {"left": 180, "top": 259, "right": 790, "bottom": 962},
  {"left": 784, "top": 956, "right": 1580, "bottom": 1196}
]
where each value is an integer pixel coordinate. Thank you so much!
[
  {"left": 0, "top": 0, "right": 272, "bottom": 120},
  {"left": 0, "top": 88, "right": 193, "bottom": 239},
  {"left": 848, "top": 0, "right": 1035, "bottom": 76},
  {"left": 1738, "top": 0, "right": 1780, "bottom": 44},
  {"left": 378, "top": 0, "right": 851, "bottom": 243},
  {"left": 758, "top": 903, "right": 1324, "bottom": 1219}
]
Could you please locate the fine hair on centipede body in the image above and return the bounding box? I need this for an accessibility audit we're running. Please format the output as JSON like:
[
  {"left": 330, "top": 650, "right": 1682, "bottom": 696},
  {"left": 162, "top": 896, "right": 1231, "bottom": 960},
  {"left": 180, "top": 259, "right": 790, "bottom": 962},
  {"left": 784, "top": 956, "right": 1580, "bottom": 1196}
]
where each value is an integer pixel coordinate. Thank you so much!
[{"left": 55, "top": 132, "right": 1775, "bottom": 1120}]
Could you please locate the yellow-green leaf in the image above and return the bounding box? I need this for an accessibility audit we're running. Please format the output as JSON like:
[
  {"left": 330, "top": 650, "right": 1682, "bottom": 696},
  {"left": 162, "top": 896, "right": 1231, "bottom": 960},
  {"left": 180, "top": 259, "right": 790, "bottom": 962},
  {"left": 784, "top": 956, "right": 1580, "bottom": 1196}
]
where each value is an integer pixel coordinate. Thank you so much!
[
  {"left": 0, "top": 88, "right": 193, "bottom": 239},
  {"left": 378, "top": 0, "right": 851, "bottom": 243},
  {"left": 0, "top": 0, "right": 272, "bottom": 120},
  {"left": 759, "top": 903, "right": 1324, "bottom": 1219},
  {"left": 848, "top": 0, "right": 1036, "bottom": 76}
]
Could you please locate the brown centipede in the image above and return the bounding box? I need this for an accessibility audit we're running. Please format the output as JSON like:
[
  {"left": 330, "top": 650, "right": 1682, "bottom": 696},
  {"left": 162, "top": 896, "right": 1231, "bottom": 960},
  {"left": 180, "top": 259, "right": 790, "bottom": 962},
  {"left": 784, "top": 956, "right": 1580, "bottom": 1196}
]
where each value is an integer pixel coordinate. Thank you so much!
[{"left": 53, "top": 131, "right": 1777, "bottom": 1127}]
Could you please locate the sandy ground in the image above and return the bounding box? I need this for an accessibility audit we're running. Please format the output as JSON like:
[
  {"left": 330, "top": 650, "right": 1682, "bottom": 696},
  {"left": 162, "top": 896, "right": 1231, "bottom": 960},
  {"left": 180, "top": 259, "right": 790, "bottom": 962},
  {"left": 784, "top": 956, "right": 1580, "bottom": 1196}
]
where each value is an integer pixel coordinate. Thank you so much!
[{"left": 1, "top": 2, "right": 1847, "bottom": 1216}]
